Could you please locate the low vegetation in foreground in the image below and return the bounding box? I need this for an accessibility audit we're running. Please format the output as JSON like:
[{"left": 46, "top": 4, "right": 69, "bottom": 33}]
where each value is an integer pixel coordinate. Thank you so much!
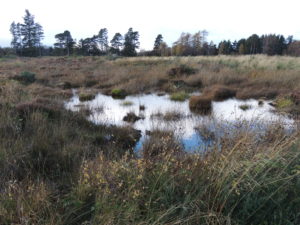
[{"left": 0, "top": 55, "right": 300, "bottom": 225}]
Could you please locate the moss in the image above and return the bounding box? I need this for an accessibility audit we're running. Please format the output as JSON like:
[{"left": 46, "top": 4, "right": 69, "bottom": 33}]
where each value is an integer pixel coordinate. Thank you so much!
[
  {"left": 79, "top": 93, "right": 96, "bottom": 102},
  {"left": 276, "top": 97, "right": 294, "bottom": 109},
  {"left": 170, "top": 91, "right": 189, "bottom": 101},
  {"left": 111, "top": 89, "right": 127, "bottom": 99}
]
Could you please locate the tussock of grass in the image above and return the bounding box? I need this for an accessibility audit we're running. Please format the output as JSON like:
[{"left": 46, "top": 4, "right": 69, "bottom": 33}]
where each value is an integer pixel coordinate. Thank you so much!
[
  {"left": 12, "top": 71, "right": 36, "bottom": 84},
  {"left": 204, "top": 85, "right": 236, "bottom": 101},
  {"left": 123, "top": 112, "right": 141, "bottom": 123},
  {"left": 276, "top": 96, "right": 294, "bottom": 108},
  {"left": 170, "top": 91, "right": 189, "bottom": 101},
  {"left": 239, "top": 104, "right": 251, "bottom": 111},
  {"left": 121, "top": 100, "right": 134, "bottom": 106},
  {"left": 111, "top": 88, "right": 127, "bottom": 99},
  {"left": 79, "top": 92, "right": 96, "bottom": 102},
  {"left": 189, "top": 95, "right": 212, "bottom": 114},
  {"left": 151, "top": 110, "right": 184, "bottom": 121}
]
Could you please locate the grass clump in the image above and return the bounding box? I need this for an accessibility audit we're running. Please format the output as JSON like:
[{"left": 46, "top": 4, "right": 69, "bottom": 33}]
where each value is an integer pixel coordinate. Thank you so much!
[
  {"left": 121, "top": 100, "right": 134, "bottom": 106},
  {"left": 12, "top": 71, "right": 36, "bottom": 84},
  {"left": 205, "top": 85, "right": 236, "bottom": 101},
  {"left": 276, "top": 96, "right": 294, "bottom": 109},
  {"left": 189, "top": 95, "right": 212, "bottom": 114},
  {"left": 239, "top": 104, "right": 252, "bottom": 111},
  {"left": 79, "top": 92, "right": 96, "bottom": 102},
  {"left": 67, "top": 132, "right": 300, "bottom": 225},
  {"left": 111, "top": 89, "right": 127, "bottom": 99},
  {"left": 170, "top": 91, "right": 189, "bottom": 101},
  {"left": 123, "top": 112, "right": 141, "bottom": 123},
  {"left": 151, "top": 110, "right": 184, "bottom": 121},
  {"left": 168, "top": 64, "right": 198, "bottom": 77}
]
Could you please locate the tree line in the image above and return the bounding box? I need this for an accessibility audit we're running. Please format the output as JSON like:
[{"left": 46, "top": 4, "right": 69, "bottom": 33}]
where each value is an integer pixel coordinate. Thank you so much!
[{"left": 3, "top": 10, "right": 300, "bottom": 57}]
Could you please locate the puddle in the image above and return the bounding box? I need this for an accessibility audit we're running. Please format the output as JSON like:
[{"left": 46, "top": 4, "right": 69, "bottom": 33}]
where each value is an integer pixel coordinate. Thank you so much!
[{"left": 65, "top": 92, "right": 295, "bottom": 152}]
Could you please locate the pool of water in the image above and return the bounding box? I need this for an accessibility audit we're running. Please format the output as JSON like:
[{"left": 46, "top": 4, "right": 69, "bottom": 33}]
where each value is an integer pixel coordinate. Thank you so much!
[{"left": 65, "top": 92, "right": 295, "bottom": 151}]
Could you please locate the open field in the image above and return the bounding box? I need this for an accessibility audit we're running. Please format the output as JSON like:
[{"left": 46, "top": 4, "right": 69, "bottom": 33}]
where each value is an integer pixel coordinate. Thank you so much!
[{"left": 0, "top": 55, "right": 300, "bottom": 224}]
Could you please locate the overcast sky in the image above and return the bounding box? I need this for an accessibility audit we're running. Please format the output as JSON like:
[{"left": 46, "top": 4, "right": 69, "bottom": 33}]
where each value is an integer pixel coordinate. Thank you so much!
[{"left": 1, "top": 0, "right": 299, "bottom": 50}]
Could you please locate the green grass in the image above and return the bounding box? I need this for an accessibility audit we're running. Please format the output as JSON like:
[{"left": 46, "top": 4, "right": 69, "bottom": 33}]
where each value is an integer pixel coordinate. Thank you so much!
[
  {"left": 79, "top": 93, "right": 96, "bottom": 101},
  {"left": 239, "top": 104, "right": 251, "bottom": 111},
  {"left": 276, "top": 96, "right": 294, "bottom": 108},
  {"left": 170, "top": 91, "right": 189, "bottom": 101},
  {"left": 121, "top": 100, "right": 134, "bottom": 106}
]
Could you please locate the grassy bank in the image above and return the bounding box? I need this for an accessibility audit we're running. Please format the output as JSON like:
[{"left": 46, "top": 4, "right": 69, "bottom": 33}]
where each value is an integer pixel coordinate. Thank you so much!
[
  {"left": 1, "top": 55, "right": 300, "bottom": 97},
  {"left": 0, "top": 56, "right": 300, "bottom": 224}
]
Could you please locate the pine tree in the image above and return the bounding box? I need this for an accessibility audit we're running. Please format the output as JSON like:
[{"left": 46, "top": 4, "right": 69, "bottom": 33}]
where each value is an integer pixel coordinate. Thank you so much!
[
  {"left": 54, "top": 30, "right": 74, "bottom": 56},
  {"left": 34, "top": 23, "right": 44, "bottom": 56},
  {"left": 110, "top": 33, "right": 123, "bottom": 55},
  {"left": 11, "top": 9, "right": 45, "bottom": 56},
  {"left": 10, "top": 22, "right": 19, "bottom": 53},
  {"left": 21, "top": 10, "right": 36, "bottom": 49},
  {"left": 153, "top": 34, "right": 163, "bottom": 52},
  {"left": 97, "top": 28, "right": 108, "bottom": 54},
  {"left": 122, "top": 28, "right": 140, "bottom": 57}
]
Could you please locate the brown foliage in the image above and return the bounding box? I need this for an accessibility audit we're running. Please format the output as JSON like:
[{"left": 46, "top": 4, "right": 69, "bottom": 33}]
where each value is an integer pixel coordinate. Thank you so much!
[
  {"left": 189, "top": 95, "right": 212, "bottom": 114},
  {"left": 204, "top": 85, "right": 236, "bottom": 101}
]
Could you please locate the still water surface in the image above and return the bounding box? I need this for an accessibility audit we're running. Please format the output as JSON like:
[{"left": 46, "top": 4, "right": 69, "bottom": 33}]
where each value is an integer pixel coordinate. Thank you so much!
[{"left": 65, "top": 92, "right": 294, "bottom": 151}]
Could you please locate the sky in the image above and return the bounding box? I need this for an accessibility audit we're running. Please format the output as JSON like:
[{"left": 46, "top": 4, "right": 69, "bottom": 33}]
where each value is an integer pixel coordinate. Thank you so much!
[{"left": 1, "top": 0, "right": 300, "bottom": 50}]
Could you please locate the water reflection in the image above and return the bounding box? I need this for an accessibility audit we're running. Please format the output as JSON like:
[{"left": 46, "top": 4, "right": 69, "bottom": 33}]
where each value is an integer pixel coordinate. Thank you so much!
[{"left": 65, "top": 92, "right": 294, "bottom": 151}]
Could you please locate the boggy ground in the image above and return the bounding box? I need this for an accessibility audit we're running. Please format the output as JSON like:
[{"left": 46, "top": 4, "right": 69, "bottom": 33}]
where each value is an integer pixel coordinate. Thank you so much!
[
  {"left": 1, "top": 55, "right": 300, "bottom": 115},
  {"left": 0, "top": 55, "right": 300, "bottom": 225}
]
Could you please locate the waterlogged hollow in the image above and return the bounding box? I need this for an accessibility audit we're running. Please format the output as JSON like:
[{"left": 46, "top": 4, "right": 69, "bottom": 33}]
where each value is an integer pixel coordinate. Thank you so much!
[{"left": 65, "top": 92, "right": 295, "bottom": 151}]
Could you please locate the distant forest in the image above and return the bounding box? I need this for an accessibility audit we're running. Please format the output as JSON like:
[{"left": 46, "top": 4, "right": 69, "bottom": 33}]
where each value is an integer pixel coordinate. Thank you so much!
[{"left": 1, "top": 10, "right": 300, "bottom": 57}]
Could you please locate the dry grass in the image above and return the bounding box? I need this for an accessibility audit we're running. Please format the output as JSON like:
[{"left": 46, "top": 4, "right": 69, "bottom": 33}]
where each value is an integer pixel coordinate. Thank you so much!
[
  {"left": 1, "top": 55, "right": 300, "bottom": 103},
  {"left": 189, "top": 95, "right": 212, "bottom": 114}
]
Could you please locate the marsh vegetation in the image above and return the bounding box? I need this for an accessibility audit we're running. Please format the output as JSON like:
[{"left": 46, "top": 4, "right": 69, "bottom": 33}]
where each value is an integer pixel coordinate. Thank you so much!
[{"left": 0, "top": 55, "right": 299, "bottom": 225}]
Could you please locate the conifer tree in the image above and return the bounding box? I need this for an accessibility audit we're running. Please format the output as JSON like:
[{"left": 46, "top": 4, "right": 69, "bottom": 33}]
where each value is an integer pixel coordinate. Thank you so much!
[
  {"left": 122, "top": 28, "right": 140, "bottom": 56},
  {"left": 110, "top": 32, "right": 123, "bottom": 54},
  {"left": 97, "top": 28, "right": 109, "bottom": 54}
]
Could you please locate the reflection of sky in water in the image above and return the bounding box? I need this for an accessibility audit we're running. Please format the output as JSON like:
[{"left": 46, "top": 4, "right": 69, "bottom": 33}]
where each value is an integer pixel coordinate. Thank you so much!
[{"left": 65, "top": 92, "right": 295, "bottom": 151}]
